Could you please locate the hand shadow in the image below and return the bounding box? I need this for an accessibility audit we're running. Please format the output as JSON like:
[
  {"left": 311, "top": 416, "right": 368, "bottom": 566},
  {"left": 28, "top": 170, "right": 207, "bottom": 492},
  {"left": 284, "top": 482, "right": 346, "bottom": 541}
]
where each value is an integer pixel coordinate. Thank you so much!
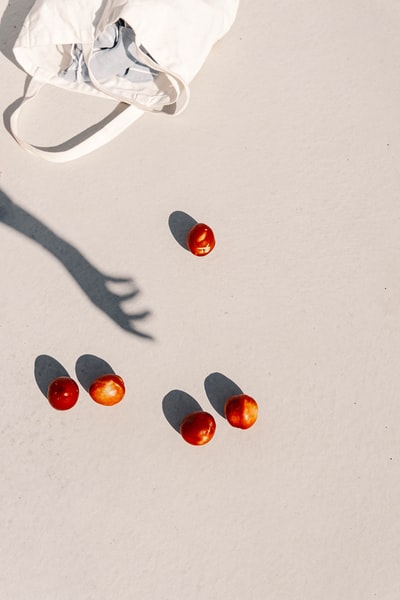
[
  {"left": 162, "top": 390, "right": 202, "bottom": 432},
  {"left": 34, "top": 354, "right": 70, "bottom": 398},
  {"left": 204, "top": 372, "right": 243, "bottom": 418},
  {"left": 0, "top": 189, "right": 152, "bottom": 338}
]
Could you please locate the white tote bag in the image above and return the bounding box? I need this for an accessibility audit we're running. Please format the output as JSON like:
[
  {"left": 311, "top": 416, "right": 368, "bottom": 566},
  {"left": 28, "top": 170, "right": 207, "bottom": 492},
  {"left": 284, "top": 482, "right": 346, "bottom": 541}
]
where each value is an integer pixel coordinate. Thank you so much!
[{"left": 11, "top": 0, "right": 239, "bottom": 162}]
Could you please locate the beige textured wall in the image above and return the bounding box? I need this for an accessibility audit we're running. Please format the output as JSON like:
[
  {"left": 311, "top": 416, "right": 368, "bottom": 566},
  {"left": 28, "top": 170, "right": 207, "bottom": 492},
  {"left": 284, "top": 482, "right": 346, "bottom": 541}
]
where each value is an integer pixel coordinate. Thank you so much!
[{"left": 0, "top": 1, "right": 399, "bottom": 598}]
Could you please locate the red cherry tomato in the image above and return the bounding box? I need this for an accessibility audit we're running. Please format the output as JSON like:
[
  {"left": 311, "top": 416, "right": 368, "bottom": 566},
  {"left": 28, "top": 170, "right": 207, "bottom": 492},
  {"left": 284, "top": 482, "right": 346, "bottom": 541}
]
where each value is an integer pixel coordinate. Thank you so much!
[
  {"left": 186, "top": 223, "right": 215, "bottom": 256},
  {"left": 89, "top": 374, "right": 125, "bottom": 406},
  {"left": 224, "top": 394, "right": 258, "bottom": 429},
  {"left": 47, "top": 376, "right": 79, "bottom": 411},
  {"left": 180, "top": 411, "right": 216, "bottom": 445}
]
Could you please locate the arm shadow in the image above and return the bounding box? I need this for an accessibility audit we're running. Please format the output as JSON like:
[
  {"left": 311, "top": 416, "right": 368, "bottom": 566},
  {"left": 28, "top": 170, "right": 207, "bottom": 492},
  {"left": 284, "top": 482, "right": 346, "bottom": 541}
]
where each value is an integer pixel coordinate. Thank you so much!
[{"left": 0, "top": 189, "right": 153, "bottom": 338}]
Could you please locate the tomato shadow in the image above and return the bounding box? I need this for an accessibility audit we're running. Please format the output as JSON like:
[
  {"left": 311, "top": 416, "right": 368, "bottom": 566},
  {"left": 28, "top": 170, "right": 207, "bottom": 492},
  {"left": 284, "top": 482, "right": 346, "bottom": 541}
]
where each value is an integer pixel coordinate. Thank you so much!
[
  {"left": 204, "top": 372, "right": 243, "bottom": 418},
  {"left": 162, "top": 389, "right": 202, "bottom": 432},
  {"left": 75, "top": 354, "right": 115, "bottom": 392},
  {"left": 34, "top": 354, "right": 70, "bottom": 398},
  {"left": 168, "top": 210, "right": 197, "bottom": 250}
]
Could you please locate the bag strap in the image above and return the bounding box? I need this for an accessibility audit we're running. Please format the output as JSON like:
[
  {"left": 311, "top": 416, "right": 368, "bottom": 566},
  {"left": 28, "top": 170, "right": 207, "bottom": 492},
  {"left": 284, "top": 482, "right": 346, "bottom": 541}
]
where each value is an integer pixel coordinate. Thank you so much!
[{"left": 9, "top": 70, "right": 144, "bottom": 163}]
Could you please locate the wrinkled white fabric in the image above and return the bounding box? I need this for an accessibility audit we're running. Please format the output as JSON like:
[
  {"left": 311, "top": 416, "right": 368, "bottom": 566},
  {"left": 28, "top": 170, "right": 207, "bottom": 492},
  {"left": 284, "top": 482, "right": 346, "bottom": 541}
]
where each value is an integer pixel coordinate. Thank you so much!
[
  {"left": 60, "top": 19, "right": 178, "bottom": 109},
  {"left": 11, "top": 0, "right": 240, "bottom": 161}
]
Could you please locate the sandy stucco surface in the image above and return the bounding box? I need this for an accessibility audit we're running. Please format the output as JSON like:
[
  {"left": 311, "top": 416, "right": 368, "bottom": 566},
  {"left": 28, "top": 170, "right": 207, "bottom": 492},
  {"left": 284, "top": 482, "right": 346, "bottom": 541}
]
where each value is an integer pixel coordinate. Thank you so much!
[{"left": 0, "top": 1, "right": 399, "bottom": 598}]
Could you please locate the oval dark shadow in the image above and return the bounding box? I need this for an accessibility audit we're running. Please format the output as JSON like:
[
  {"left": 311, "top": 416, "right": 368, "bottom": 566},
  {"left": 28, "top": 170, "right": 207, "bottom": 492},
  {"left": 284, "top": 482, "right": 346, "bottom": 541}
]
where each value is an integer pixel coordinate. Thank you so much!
[
  {"left": 34, "top": 355, "right": 70, "bottom": 398},
  {"left": 162, "top": 389, "right": 203, "bottom": 432},
  {"left": 204, "top": 372, "right": 243, "bottom": 418},
  {"left": 75, "top": 354, "right": 115, "bottom": 392},
  {"left": 168, "top": 211, "right": 197, "bottom": 250}
]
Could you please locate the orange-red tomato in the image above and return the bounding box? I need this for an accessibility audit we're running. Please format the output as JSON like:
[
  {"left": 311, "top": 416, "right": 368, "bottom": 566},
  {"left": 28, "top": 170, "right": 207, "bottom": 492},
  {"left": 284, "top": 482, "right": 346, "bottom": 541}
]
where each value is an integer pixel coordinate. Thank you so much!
[
  {"left": 186, "top": 223, "right": 215, "bottom": 256},
  {"left": 224, "top": 394, "right": 258, "bottom": 429},
  {"left": 47, "top": 376, "right": 79, "bottom": 411},
  {"left": 180, "top": 411, "right": 216, "bottom": 445},
  {"left": 89, "top": 374, "right": 125, "bottom": 406}
]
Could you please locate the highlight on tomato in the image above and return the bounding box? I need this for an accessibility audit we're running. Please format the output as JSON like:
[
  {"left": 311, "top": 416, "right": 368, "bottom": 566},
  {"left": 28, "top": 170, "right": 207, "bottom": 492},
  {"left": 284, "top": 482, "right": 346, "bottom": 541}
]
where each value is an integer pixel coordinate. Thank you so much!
[
  {"left": 186, "top": 223, "right": 216, "bottom": 256},
  {"left": 180, "top": 411, "right": 216, "bottom": 445},
  {"left": 89, "top": 374, "right": 125, "bottom": 406},
  {"left": 47, "top": 376, "right": 79, "bottom": 411},
  {"left": 224, "top": 394, "right": 258, "bottom": 429}
]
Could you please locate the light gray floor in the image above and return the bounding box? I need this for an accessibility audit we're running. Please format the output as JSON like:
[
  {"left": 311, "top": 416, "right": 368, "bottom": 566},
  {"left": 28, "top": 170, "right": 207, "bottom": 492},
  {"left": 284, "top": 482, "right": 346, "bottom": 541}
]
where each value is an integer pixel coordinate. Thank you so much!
[{"left": 0, "top": 1, "right": 399, "bottom": 598}]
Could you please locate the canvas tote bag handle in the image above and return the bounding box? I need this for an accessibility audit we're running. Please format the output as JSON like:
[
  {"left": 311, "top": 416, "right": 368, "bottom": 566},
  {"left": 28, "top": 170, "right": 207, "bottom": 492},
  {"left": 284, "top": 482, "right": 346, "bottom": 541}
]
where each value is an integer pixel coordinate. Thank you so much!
[{"left": 9, "top": 68, "right": 145, "bottom": 163}]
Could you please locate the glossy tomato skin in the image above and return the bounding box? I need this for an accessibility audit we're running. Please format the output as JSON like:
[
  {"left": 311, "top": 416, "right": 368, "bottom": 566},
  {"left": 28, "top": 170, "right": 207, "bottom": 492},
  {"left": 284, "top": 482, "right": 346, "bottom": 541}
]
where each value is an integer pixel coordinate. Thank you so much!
[
  {"left": 224, "top": 394, "right": 258, "bottom": 429},
  {"left": 89, "top": 374, "right": 125, "bottom": 406},
  {"left": 180, "top": 411, "right": 216, "bottom": 445},
  {"left": 186, "top": 223, "right": 215, "bottom": 256},
  {"left": 47, "top": 377, "right": 79, "bottom": 411}
]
